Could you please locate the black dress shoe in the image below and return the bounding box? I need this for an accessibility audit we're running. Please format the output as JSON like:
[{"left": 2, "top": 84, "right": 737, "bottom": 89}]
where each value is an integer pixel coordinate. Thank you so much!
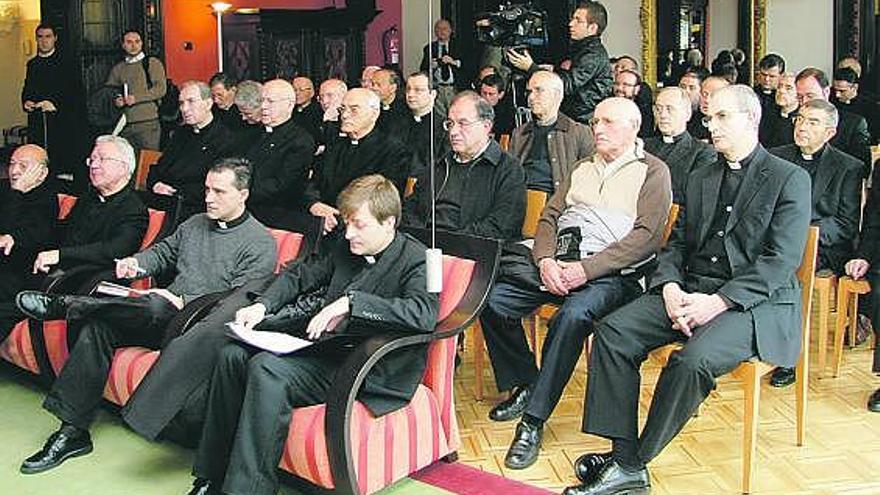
[
  {"left": 15, "top": 291, "right": 68, "bottom": 321},
  {"left": 770, "top": 367, "right": 796, "bottom": 387},
  {"left": 489, "top": 385, "right": 532, "bottom": 422},
  {"left": 186, "top": 478, "right": 222, "bottom": 495},
  {"left": 504, "top": 420, "right": 543, "bottom": 469},
  {"left": 562, "top": 460, "right": 650, "bottom": 495},
  {"left": 868, "top": 388, "right": 880, "bottom": 413},
  {"left": 20, "top": 426, "right": 93, "bottom": 474},
  {"left": 574, "top": 451, "right": 612, "bottom": 483}
]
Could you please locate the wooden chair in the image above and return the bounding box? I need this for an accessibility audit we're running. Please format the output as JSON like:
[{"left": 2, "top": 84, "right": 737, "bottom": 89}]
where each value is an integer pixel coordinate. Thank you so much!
[
  {"left": 134, "top": 149, "right": 162, "bottom": 191},
  {"left": 404, "top": 177, "right": 417, "bottom": 198},
  {"left": 650, "top": 225, "right": 819, "bottom": 493},
  {"left": 498, "top": 133, "right": 511, "bottom": 151},
  {"left": 521, "top": 189, "right": 548, "bottom": 239},
  {"left": 831, "top": 276, "right": 872, "bottom": 377}
]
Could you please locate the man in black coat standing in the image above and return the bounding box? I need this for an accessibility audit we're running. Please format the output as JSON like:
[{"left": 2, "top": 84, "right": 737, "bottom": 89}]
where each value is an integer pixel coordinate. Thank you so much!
[
  {"left": 21, "top": 24, "right": 85, "bottom": 177},
  {"left": 147, "top": 81, "right": 236, "bottom": 218},
  {"left": 420, "top": 18, "right": 463, "bottom": 116},
  {"left": 183, "top": 174, "right": 439, "bottom": 495},
  {"left": 505, "top": 1, "right": 612, "bottom": 123},
  {"left": 0, "top": 145, "right": 57, "bottom": 338},
  {"left": 244, "top": 79, "right": 316, "bottom": 227},
  {"left": 644, "top": 87, "right": 717, "bottom": 203},
  {"left": 767, "top": 99, "right": 863, "bottom": 388},
  {"left": 564, "top": 85, "right": 810, "bottom": 495}
]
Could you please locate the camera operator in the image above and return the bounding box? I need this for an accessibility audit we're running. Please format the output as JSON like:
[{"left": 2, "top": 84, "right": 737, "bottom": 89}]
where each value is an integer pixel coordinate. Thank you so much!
[{"left": 505, "top": 1, "right": 612, "bottom": 124}]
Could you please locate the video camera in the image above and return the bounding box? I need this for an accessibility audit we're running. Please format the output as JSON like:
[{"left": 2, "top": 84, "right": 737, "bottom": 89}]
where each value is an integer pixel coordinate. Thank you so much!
[{"left": 475, "top": 1, "right": 549, "bottom": 49}]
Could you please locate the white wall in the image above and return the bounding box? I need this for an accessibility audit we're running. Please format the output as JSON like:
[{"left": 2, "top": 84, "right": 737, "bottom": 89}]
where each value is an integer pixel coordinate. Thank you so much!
[
  {"left": 401, "top": 1, "right": 441, "bottom": 75},
  {"left": 0, "top": 0, "right": 41, "bottom": 132},
  {"left": 767, "top": 0, "right": 833, "bottom": 76},
  {"left": 707, "top": 0, "right": 738, "bottom": 63},
  {"left": 602, "top": 0, "right": 643, "bottom": 67}
]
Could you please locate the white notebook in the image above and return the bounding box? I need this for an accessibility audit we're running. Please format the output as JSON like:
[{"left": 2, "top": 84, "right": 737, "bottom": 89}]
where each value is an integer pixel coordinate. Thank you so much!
[{"left": 225, "top": 322, "right": 314, "bottom": 355}]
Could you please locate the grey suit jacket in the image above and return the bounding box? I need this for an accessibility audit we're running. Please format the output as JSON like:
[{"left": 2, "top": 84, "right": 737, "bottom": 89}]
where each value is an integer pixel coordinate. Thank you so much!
[{"left": 650, "top": 145, "right": 812, "bottom": 367}]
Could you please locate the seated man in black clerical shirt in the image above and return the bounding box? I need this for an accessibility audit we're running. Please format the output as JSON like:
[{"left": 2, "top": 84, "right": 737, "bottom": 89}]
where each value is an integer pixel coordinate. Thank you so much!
[
  {"left": 767, "top": 99, "right": 862, "bottom": 388},
  {"left": 147, "top": 80, "right": 236, "bottom": 218},
  {"left": 644, "top": 86, "right": 716, "bottom": 203},
  {"left": 564, "top": 85, "right": 810, "bottom": 495},
  {"left": 303, "top": 88, "right": 412, "bottom": 233},
  {"left": 402, "top": 90, "right": 526, "bottom": 242},
  {"left": 182, "top": 175, "right": 439, "bottom": 495},
  {"left": 17, "top": 158, "right": 276, "bottom": 475}
]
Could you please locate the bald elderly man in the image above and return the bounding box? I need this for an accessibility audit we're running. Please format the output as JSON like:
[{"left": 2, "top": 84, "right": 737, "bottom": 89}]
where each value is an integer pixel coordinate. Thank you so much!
[
  {"left": 316, "top": 78, "right": 347, "bottom": 148},
  {"left": 244, "top": 79, "right": 316, "bottom": 226},
  {"left": 0, "top": 145, "right": 57, "bottom": 338},
  {"left": 481, "top": 98, "right": 671, "bottom": 471}
]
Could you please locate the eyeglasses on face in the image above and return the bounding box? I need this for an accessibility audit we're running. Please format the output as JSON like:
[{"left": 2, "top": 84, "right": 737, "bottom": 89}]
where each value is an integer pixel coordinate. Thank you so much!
[
  {"left": 85, "top": 156, "right": 127, "bottom": 168},
  {"left": 442, "top": 119, "right": 484, "bottom": 131}
]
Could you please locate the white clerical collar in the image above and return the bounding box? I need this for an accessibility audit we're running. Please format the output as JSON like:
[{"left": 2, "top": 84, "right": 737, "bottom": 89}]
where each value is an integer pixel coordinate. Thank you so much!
[
  {"left": 413, "top": 115, "right": 421, "bottom": 123},
  {"left": 382, "top": 104, "right": 390, "bottom": 111},
  {"left": 801, "top": 153, "right": 813, "bottom": 161},
  {"left": 125, "top": 52, "right": 146, "bottom": 64},
  {"left": 762, "top": 88, "right": 772, "bottom": 95},
  {"left": 364, "top": 255, "right": 376, "bottom": 264},
  {"left": 726, "top": 161, "right": 742, "bottom": 170},
  {"left": 265, "top": 126, "right": 273, "bottom": 133},
  {"left": 662, "top": 135, "right": 675, "bottom": 144},
  {"left": 38, "top": 49, "right": 56, "bottom": 58},
  {"left": 218, "top": 221, "right": 228, "bottom": 229}
]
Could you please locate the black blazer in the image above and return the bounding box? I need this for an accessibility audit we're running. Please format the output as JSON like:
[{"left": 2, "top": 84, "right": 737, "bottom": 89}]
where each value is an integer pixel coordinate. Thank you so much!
[
  {"left": 650, "top": 145, "right": 812, "bottom": 367},
  {"left": 420, "top": 40, "right": 464, "bottom": 89},
  {"left": 244, "top": 118, "right": 316, "bottom": 216},
  {"left": 832, "top": 109, "right": 872, "bottom": 176},
  {"left": 257, "top": 232, "right": 439, "bottom": 416},
  {"left": 644, "top": 131, "right": 717, "bottom": 203},
  {"left": 770, "top": 144, "right": 862, "bottom": 273}
]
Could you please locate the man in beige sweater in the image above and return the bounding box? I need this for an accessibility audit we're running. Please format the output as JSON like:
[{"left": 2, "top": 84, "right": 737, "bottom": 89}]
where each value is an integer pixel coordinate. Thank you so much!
[
  {"left": 105, "top": 29, "right": 166, "bottom": 152},
  {"left": 480, "top": 97, "right": 672, "bottom": 470}
]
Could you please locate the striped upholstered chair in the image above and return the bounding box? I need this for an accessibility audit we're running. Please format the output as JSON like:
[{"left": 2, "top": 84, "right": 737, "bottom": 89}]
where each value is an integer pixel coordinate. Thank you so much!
[{"left": 0, "top": 192, "right": 179, "bottom": 381}]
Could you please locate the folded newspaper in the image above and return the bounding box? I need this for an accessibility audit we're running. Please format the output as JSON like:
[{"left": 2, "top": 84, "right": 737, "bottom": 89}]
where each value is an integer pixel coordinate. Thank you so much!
[{"left": 225, "top": 322, "right": 314, "bottom": 355}]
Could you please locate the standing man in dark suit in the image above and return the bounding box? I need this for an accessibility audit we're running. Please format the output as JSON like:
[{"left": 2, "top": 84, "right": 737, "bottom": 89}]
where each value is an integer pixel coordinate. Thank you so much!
[
  {"left": 564, "top": 85, "right": 811, "bottom": 495},
  {"left": 795, "top": 67, "right": 871, "bottom": 177},
  {"left": 244, "top": 79, "right": 316, "bottom": 227},
  {"left": 644, "top": 87, "right": 717, "bottom": 203},
  {"left": 420, "top": 18, "right": 462, "bottom": 117},
  {"left": 767, "top": 99, "right": 863, "bottom": 388},
  {"left": 183, "top": 175, "right": 439, "bottom": 495}
]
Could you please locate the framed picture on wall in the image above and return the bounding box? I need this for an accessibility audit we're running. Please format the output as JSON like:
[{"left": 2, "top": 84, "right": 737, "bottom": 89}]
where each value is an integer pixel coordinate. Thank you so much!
[
  {"left": 275, "top": 36, "right": 303, "bottom": 79},
  {"left": 323, "top": 36, "right": 348, "bottom": 82}
]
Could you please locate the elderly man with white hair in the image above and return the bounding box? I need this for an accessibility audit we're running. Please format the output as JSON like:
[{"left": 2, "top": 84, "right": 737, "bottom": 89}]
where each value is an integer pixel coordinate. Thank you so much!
[
  {"left": 567, "top": 85, "right": 811, "bottom": 495},
  {"left": 509, "top": 70, "right": 595, "bottom": 194},
  {"left": 480, "top": 97, "right": 672, "bottom": 471},
  {"left": 644, "top": 86, "right": 717, "bottom": 203}
]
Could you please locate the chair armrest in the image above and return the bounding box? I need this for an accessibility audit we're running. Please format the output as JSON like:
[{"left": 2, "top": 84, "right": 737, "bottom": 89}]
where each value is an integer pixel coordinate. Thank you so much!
[
  {"left": 324, "top": 330, "right": 446, "bottom": 495},
  {"left": 159, "top": 290, "right": 232, "bottom": 348},
  {"left": 42, "top": 265, "right": 107, "bottom": 294}
]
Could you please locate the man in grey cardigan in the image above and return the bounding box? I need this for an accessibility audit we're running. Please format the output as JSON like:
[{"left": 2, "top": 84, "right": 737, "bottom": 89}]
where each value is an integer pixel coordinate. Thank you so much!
[{"left": 15, "top": 157, "right": 276, "bottom": 475}]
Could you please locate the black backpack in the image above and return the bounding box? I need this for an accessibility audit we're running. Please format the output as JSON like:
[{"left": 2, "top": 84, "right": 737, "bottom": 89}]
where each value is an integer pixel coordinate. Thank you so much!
[{"left": 141, "top": 56, "right": 180, "bottom": 125}]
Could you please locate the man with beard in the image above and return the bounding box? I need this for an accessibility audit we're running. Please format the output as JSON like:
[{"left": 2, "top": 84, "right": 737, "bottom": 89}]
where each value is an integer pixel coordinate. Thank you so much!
[
  {"left": 644, "top": 87, "right": 716, "bottom": 202},
  {"left": 613, "top": 69, "right": 654, "bottom": 138}
]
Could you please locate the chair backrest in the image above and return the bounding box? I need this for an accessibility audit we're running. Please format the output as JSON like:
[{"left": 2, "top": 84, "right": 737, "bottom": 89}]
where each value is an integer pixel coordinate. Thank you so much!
[
  {"left": 268, "top": 228, "right": 305, "bottom": 273},
  {"left": 522, "top": 189, "right": 548, "bottom": 238},
  {"left": 498, "top": 133, "right": 511, "bottom": 151},
  {"left": 57, "top": 193, "right": 78, "bottom": 220},
  {"left": 798, "top": 226, "right": 820, "bottom": 327},
  {"left": 662, "top": 203, "right": 680, "bottom": 247},
  {"left": 404, "top": 177, "right": 417, "bottom": 198},
  {"left": 134, "top": 149, "right": 162, "bottom": 190},
  {"left": 139, "top": 209, "right": 167, "bottom": 250}
]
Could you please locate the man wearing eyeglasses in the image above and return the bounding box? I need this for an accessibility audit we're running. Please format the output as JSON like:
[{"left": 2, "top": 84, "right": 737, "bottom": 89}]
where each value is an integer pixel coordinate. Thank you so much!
[
  {"left": 759, "top": 73, "right": 799, "bottom": 149},
  {"left": 303, "top": 88, "right": 412, "bottom": 233},
  {"left": 481, "top": 97, "right": 671, "bottom": 472},
  {"left": 0, "top": 145, "right": 58, "bottom": 340},
  {"left": 613, "top": 69, "right": 654, "bottom": 138},
  {"left": 765, "top": 100, "right": 863, "bottom": 389},
  {"left": 244, "top": 79, "right": 317, "bottom": 227},
  {"left": 505, "top": 1, "right": 612, "bottom": 124},
  {"left": 644, "top": 87, "right": 716, "bottom": 203},
  {"left": 794, "top": 67, "right": 870, "bottom": 177},
  {"left": 402, "top": 90, "right": 525, "bottom": 241},
  {"left": 567, "top": 85, "right": 810, "bottom": 495}
]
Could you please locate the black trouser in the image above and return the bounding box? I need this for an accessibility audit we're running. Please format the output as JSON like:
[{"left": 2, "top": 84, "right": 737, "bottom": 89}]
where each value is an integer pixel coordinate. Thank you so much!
[
  {"left": 866, "top": 271, "right": 880, "bottom": 373},
  {"left": 123, "top": 276, "right": 275, "bottom": 441},
  {"left": 42, "top": 294, "right": 179, "bottom": 430},
  {"left": 584, "top": 294, "right": 757, "bottom": 463},
  {"left": 479, "top": 275, "right": 641, "bottom": 421},
  {"left": 0, "top": 266, "right": 42, "bottom": 341},
  {"left": 193, "top": 342, "right": 345, "bottom": 495}
]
